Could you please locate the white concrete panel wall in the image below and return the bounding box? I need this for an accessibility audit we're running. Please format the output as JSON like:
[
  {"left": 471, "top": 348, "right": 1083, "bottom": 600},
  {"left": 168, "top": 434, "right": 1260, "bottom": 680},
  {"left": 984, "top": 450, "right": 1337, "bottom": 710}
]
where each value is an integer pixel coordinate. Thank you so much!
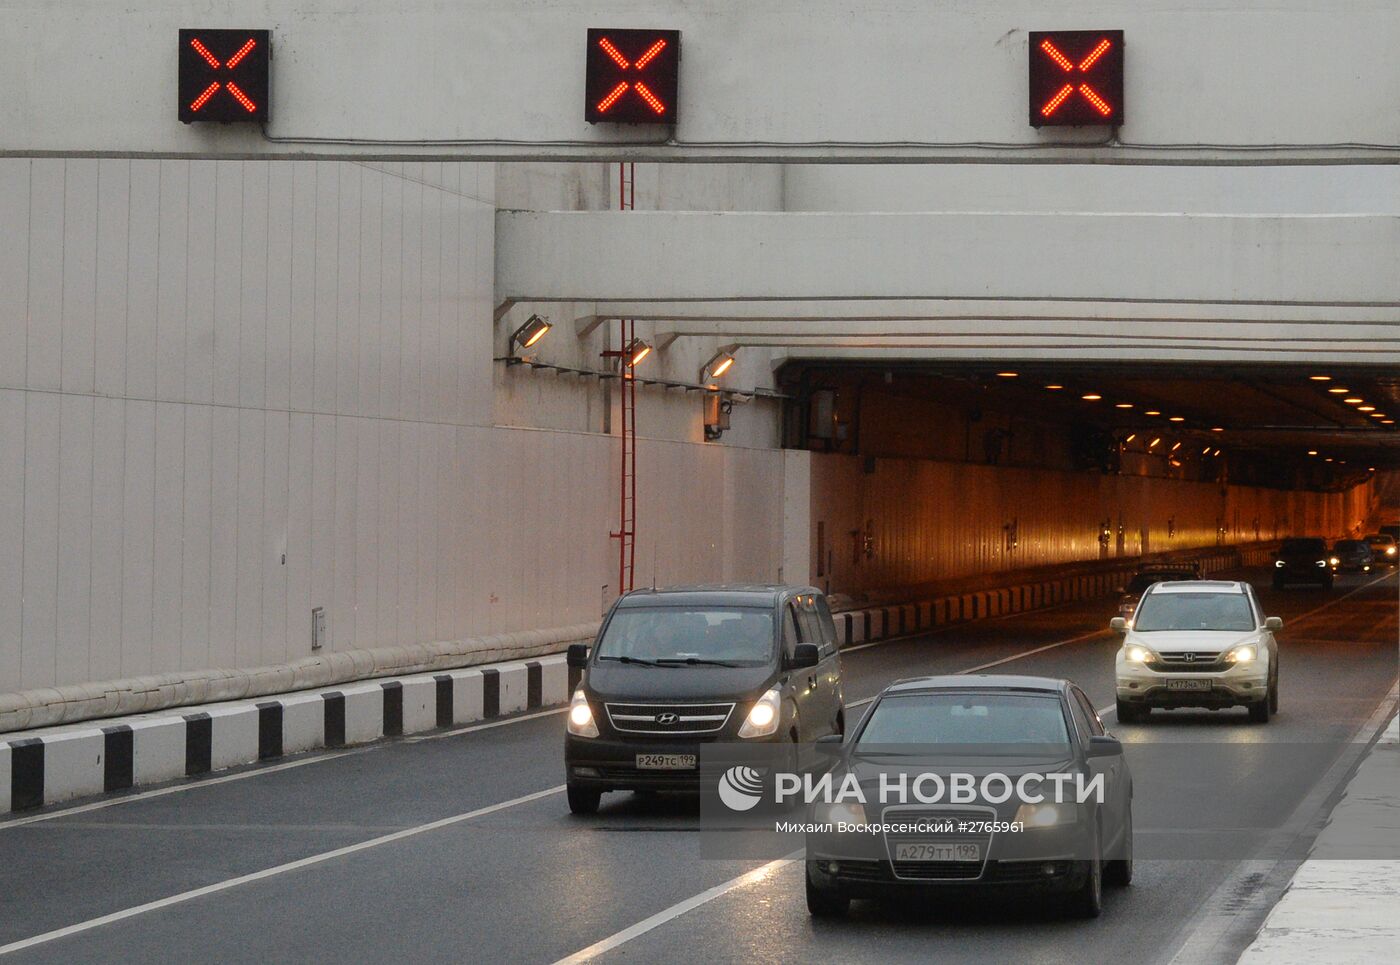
[
  {"left": 0, "top": 154, "right": 790, "bottom": 693},
  {"left": 0, "top": 152, "right": 795, "bottom": 700}
]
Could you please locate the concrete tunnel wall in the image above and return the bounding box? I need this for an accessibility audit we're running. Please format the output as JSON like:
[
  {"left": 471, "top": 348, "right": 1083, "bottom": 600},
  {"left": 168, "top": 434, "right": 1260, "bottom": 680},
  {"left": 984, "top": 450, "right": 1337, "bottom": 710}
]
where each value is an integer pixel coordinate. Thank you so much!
[{"left": 802, "top": 453, "right": 1377, "bottom": 598}]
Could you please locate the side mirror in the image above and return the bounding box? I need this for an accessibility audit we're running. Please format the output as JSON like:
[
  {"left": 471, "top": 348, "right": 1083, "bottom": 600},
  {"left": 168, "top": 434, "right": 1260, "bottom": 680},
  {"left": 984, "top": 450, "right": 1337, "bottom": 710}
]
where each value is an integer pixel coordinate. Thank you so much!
[
  {"left": 1109, "top": 617, "right": 1128, "bottom": 632},
  {"left": 789, "top": 643, "right": 821, "bottom": 669},
  {"left": 1087, "top": 735, "right": 1123, "bottom": 758},
  {"left": 816, "top": 733, "right": 844, "bottom": 753},
  {"left": 566, "top": 643, "right": 590, "bottom": 669},
  {"left": 1264, "top": 616, "right": 1283, "bottom": 630}
]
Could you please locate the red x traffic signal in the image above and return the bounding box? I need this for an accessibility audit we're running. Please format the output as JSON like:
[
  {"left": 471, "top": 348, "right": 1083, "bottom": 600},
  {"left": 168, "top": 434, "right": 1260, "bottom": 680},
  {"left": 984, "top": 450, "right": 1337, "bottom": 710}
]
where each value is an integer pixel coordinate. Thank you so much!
[
  {"left": 1028, "top": 30, "right": 1124, "bottom": 127},
  {"left": 178, "top": 29, "right": 271, "bottom": 123},
  {"left": 585, "top": 29, "right": 681, "bottom": 124}
]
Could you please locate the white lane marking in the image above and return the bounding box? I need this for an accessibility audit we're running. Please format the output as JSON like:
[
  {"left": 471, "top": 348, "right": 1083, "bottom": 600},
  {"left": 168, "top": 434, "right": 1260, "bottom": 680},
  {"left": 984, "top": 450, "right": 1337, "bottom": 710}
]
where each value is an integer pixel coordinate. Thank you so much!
[
  {"left": 0, "top": 749, "right": 368, "bottom": 830},
  {"left": 0, "top": 785, "right": 566, "bottom": 957},
  {"left": 552, "top": 853, "right": 801, "bottom": 965},
  {"left": 846, "top": 628, "right": 1110, "bottom": 709},
  {"left": 407, "top": 706, "right": 566, "bottom": 741}
]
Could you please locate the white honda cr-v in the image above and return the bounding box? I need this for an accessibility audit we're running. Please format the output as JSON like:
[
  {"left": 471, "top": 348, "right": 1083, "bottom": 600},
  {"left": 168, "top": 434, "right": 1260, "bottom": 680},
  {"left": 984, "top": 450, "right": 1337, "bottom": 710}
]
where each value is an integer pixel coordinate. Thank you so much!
[{"left": 1112, "top": 581, "right": 1280, "bottom": 724}]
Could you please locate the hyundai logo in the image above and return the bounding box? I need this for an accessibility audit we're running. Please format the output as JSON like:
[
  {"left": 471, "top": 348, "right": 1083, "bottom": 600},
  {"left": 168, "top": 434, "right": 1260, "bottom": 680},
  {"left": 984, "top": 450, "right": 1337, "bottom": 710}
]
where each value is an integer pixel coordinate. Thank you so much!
[{"left": 656, "top": 712, "right": 679, "bottom": 725}]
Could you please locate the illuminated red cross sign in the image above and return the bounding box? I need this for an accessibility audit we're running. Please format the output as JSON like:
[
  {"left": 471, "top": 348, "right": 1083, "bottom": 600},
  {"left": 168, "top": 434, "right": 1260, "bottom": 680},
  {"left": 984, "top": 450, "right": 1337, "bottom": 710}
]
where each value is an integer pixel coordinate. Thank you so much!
[
  {"left": 584, "top": 28, "right": 681, "bottom": 124},
  {"left": 1028, "top": 30, "right": 1124, "bottom": 127},
  {"left": 178, "top": 29, "right": 271, "bottom": 124}
]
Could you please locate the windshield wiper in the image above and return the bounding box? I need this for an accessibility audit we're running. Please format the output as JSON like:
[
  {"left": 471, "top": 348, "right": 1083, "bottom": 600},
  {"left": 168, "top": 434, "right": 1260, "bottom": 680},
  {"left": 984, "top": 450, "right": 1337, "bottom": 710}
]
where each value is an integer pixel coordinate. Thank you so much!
[
  {"left": 655, "top": 657, "right": 743, "bottom": 668},
  {"left": 596, "top": 655, "right": 666, "bottom": 667}
]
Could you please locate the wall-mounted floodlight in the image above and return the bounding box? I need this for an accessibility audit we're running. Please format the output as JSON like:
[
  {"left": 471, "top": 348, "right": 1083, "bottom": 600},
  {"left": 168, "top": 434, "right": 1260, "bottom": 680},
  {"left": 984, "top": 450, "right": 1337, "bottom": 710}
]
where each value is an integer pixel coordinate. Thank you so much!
[
  {"left": 625, "top": 338, "right": 652, "bottom": 367},
  {"left": 702, "top": 347, "right": 737, "bottom": 383},
  {"left": 510, "top": 314, "right": 552, "bottom": 353}
]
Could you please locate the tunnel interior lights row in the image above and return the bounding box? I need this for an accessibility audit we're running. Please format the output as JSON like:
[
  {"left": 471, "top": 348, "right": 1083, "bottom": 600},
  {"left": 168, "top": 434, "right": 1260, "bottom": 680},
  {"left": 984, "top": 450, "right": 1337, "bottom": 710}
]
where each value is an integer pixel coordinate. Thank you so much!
[
  {"left": 1311, "top": 374, "right": 1393, "bottom": 426},
  {"left": 178, "top": 27, "right": 1124, "bottom": 129}
]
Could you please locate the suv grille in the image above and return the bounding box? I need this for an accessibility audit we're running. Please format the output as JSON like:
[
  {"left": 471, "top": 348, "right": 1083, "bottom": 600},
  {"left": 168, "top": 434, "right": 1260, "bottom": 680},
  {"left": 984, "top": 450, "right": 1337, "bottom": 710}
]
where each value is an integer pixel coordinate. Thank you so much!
[
  {"left": 1152, "top": 651, "right": 1227, "bottom": 672},
  {"left": 604, "top": 702, "right": 735, "bottom": 735}
]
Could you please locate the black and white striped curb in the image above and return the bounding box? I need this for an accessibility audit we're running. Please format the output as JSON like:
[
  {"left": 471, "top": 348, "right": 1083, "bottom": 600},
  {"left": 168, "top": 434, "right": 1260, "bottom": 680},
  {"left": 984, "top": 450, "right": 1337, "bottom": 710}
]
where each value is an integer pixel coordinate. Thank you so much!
[{"left": 1, "top": 656, "right": 571, "bottom": 814}]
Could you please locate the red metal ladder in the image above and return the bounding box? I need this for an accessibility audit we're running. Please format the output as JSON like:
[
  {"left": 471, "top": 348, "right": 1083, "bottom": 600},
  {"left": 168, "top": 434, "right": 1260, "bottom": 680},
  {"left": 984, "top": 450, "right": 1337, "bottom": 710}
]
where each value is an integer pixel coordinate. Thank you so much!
[{"left": 610, "top": 162, "right": 638, "bottom": 594}]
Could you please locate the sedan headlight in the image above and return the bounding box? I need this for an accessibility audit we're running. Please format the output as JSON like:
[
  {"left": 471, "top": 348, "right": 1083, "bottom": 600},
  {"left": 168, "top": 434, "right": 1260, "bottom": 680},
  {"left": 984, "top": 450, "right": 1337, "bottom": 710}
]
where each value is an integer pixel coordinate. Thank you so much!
[
  {"left": 738, "top": 686, "right": 782, "bottom": 738},
  {"left": 1014, "top": 801, "right": 1072, "bottom": 828},
  {"left": 1387, "top": 546, "right": 1396, "bottom": 557},
  {"left": 1225, "top": 644, "right": 1257, "bottom": 664},
  {"left": 1123, "top": 644, "right": 1156, "bottom": 663},
  {"left": 566, "top": 689, "right": 599, "bottom": 738},
  {"left": 820, "top": 800, "right": 867, "bottom": 826}
]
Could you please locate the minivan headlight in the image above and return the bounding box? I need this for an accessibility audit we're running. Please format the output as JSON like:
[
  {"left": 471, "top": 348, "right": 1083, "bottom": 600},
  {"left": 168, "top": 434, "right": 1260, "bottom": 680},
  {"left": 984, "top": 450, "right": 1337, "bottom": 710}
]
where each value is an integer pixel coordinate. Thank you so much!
[
  {"left": 738, "top": 687, "right": 782, "bottom": 738},
  {"left": 567, "top": 689, "right": 599, "bottom": 738}
]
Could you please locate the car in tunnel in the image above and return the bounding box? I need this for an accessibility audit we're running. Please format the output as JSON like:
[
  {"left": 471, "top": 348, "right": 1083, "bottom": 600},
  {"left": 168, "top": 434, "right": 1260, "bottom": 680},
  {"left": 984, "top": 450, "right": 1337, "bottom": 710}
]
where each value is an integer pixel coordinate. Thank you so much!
[
  {"left": 1112, "top": 581, "right": 1280, "bottom": 723},
  {"left": 1272, "top": 537, "right": 1335, "bottom": 590},
  {"left": 1329, "top": 539, "right": 1374, "bottom": 574},
  {"left": 1364, "top": 533, "right": 1398, "bottom": 567},
  {"left": 563, "top": 585, "right": 845, "bottom": 814},
  {"left": 1114, "top": 562, "right": 1202, "bottom": 622},
  {"left": 804, "top": 675, "right": 1132, "bottom": 920}
]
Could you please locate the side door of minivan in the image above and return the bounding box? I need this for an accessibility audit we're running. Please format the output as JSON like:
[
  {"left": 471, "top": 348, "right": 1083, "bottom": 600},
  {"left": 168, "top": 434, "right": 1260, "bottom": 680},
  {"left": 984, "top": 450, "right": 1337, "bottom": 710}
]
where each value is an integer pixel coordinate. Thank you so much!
[
  {"left": 779, "top": 599, "right": 816, "bottom": 741},
  {"left": 810, "top": 594, "right": 845, "bottom": 734}
]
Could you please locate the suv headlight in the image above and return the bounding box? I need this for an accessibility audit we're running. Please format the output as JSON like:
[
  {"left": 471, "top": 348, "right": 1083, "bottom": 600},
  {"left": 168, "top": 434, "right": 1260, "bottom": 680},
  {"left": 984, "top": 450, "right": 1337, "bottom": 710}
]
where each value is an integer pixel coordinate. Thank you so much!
[
  {"left": 738, "top": 687, "right": 782, "bottom": 738},
  {"left": 1123, "top": 644, "right": 1156, "bottom": 664},
  {"left": 1014, "top": 801, "right": 1072, "bottom": 828},
  {"left": 1225, "top": 644, "right": 1258, "bottom": 664},
  {"left": 567, "top": 689, "right": 599, "bottom": 738}
]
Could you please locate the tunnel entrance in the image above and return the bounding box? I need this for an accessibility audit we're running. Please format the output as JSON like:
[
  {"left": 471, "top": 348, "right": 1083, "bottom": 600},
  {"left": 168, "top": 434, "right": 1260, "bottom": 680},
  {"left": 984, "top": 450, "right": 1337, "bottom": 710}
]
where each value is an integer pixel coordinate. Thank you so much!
[{"left": 779, "top": 361, "right": 1395, "bottom": 599}]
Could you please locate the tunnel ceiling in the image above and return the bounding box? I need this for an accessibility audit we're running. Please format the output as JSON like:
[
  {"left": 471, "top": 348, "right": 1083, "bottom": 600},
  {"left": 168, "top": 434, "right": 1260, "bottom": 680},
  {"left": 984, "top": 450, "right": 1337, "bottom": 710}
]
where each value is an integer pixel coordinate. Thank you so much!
[{"left": 778, "top": 361, "right": 1400, "bottom": 472}]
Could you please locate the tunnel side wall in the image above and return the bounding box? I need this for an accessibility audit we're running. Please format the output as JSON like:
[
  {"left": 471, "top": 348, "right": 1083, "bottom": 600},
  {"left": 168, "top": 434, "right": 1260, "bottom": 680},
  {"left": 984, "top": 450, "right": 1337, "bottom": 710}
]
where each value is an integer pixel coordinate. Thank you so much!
[{"left": 806, "top": 453, "right": 1377, "bottom": 596}]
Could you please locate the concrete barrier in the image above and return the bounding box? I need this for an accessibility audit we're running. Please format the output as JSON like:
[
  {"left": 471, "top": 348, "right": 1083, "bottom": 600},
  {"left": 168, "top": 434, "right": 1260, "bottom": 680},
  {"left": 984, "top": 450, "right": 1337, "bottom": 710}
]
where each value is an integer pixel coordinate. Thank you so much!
[{"left": 0, "top": 654, "right": 570, "bottom": 814}]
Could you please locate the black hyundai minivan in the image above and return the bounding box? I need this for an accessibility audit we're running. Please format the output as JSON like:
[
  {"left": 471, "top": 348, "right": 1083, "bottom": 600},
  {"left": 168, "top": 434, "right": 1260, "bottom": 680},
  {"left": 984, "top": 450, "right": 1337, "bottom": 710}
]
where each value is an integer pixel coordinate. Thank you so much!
[{"left": 564, "top": 584, "right": 845, "bottom": 814}]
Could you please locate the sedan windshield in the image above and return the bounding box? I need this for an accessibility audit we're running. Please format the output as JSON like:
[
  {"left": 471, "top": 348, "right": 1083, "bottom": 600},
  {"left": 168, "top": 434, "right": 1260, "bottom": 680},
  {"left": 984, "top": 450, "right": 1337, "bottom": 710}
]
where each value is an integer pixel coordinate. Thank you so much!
[
  {"left": 1132, "top": 592, "right": 1255, "bottom": 632},
  {"left": 1281, "top": 538, "right": 1326, "bottom": 554},
  {"left": 857, "top": 693, "right": 1070, "bottom": 745},
  {"left": 595, "top": 607, "right": 773, "bottom": 666}
]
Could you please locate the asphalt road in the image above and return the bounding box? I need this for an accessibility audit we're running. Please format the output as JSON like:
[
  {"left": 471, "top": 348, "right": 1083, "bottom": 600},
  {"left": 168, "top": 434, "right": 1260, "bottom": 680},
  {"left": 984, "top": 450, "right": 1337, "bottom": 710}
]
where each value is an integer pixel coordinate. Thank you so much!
[{"left": 1, "top": 567, "right": 1395, "bottom": 964}]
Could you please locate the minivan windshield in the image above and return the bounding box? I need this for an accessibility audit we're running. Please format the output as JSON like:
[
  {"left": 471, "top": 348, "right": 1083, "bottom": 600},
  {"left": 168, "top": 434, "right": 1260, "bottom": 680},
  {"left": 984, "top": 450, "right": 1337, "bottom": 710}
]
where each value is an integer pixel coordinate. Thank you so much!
[
  {"left": 1132, "top": 592, "right": 1255, "bottom": 632},
  {"left": 594, "top": 607, "right": 774, "bottom": 666},
  {"left": 857, "top": 693, "right": 1070, "bottom": 746}
]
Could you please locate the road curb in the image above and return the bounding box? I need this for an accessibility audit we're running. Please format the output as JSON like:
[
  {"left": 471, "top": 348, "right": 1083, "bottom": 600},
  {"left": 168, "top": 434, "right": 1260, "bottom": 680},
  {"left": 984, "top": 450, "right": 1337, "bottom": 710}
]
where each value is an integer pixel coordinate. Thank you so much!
[{"left": 0, "top": 655, "right": 569, "bottom": 814}]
